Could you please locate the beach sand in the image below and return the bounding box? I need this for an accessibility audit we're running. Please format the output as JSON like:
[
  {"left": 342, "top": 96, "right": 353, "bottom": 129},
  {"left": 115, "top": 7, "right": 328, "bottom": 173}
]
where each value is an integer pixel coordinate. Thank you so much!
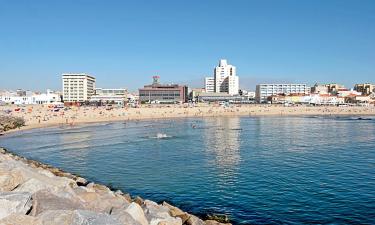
[{"left": 1, "top": 104, "right": 375, "bottom": 134}]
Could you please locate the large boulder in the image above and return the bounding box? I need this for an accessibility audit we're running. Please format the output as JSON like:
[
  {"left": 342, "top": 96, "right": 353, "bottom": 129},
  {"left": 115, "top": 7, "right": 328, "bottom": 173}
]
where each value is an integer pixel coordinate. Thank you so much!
[
  {"left": 0, "top": 214, "right": 42, "bottom": 225},
  {"left": 38, "top": 210, "right": 124, "bottom": 225},
  {"left": 204, "top": 220, "right": 231, "bottom": 225},
  {"left": 75, "top": 188, "right": 130, "bottom": 213},
  {"left": 30, "top": 189, "right": 86, "bottom": 216},
  {"left": 0, "top": 192, "right": 32, "bottom": 220},
  {"left": 124, "top": 202, "right": 149, "bottom": 225},
  {"left": 162, "top": 202, "right": 189, "bottom": 223},
  {"left": 111, "top": 210, "right": 142, "bottom": 225},
  {"left": 186, "top": 215, "right": 205, "bottom": 225},
  {"left": 0, "top": 170, "right": 25, "bottom": 192},
  {"left": 142, "top": 200, "right": 182, "bottom": 225}
]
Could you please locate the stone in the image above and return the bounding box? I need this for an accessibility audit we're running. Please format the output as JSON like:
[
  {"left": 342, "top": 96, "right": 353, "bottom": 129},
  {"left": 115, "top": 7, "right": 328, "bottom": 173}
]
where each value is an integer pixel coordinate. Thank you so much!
[
  {"left": 162, "top": 202, "right": 189, "bottom": 223},
  {"left": 112, "top": 210, "right": 142, "bottom": 225},
  {"left": 38, "top": 210, "right": 124, "bottom": 225},
  {"left": 133, "top": 196, "right": 144, "bottom": 205},
  {"left": 204, "top": 220, "right": 231, "bottom": 225},
  {"left": 75, "top": 177, "right": 88, "bottom": 186},
  {"left": 75, "top": 190, "right": 129, "bottom": 213},
  {"left": 30, "top": 189, "right": 86, "bottom": 216},
  {"left": 125, "top": 202, "right": 149, "bottom": 225},
  {"left": 0, "top": 214, "right": 42, "bottom": 225},
  {"left": 0, "top": 170, "right": 25, "bottom": 192},
  {"left": 186, "top": 215, "right": 205, "bottom": 225},
  {"left": 143, "top": 200, "right": 182, "bottom": 225},
  {"left": 0, "top": 192, "right": 32, "bottom": 220}
]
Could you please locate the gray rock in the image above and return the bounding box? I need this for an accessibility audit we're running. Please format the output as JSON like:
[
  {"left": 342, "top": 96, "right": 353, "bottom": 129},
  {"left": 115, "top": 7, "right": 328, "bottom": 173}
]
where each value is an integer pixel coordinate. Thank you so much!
[
  {"left": 162, "top": 202, "right": 189, "bottom": 223},
  {"left": 0, "top": 170, "right": 25, "bottom": 192},
  {"left": 0, "top": 214, "right": 42, "bottom": 225},
  {"left": 38, "top": 210, "right": 124, "bottom": 225},
  {"left": 204, "top": 220, "right": 232, "bottom": 225},
  {"left": 125, "top": 202, "right": 149, "bottom": 225},
  {"left": 186, "top": 215, "right": 205, "bottom": 225},
  {"left": 143, "top": 200, "right": 182, "bottom": 225},
  {"left": 0, "top": 192, "right": 32, "bottom": 220},
  {"left": 30, "top": 189, "right": 86, "bottom": 216},
  {"left": 112, "top": 210, "right": 142, "bottom": 225}
]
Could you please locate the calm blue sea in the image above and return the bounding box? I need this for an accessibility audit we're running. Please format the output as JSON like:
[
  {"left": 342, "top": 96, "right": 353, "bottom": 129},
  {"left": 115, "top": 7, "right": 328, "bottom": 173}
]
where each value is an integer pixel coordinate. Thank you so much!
[{"left": 1, "top": 116, "right": 375, "bottom": 224}]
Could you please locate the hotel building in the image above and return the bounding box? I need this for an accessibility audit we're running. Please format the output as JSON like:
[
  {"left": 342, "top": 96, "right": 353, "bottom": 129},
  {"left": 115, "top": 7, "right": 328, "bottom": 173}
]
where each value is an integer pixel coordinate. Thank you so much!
[
  {"left": 205, "top": 59, "right": 239, "bottom": 95},
  {"left": 62, "top": 73, "right": 96, "bottom": 102},
  {"left": 138, "top": 76, "right": 188, "bottom": 103},
  {"left": 205, "top": 77, "right": 215, "bottom": 93},
  {"left": 256, "top": 84, "right": 310, "bottom": 103}
]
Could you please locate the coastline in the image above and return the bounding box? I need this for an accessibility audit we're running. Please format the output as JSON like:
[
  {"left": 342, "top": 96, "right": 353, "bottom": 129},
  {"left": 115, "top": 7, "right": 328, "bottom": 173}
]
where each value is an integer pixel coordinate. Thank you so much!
[{"left": 2, "top": 104, "right": 375, "bottom": 136}]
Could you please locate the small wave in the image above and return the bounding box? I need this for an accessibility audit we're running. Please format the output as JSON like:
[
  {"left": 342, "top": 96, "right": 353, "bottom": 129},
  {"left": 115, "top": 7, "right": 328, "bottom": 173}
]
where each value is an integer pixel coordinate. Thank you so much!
[{"left": 149, "top": 133, "right": 172, "bottom": 139}]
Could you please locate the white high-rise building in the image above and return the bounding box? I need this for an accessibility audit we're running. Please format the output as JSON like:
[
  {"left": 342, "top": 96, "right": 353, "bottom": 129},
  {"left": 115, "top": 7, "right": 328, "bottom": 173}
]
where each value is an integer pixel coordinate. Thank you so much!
[
  {"left": 207, "top": 59, "right": 239, "bottom": 95},
  {"left": 62, "top": 73, "right": 96, "bottom": 102},
  {"left": 205, "top": 77, "right": 215, "bottom": 93}
]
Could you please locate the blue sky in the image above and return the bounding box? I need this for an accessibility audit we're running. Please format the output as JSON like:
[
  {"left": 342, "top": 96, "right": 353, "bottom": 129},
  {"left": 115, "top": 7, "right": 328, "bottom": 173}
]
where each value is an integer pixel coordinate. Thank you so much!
[{"left": 0, "top": 0, "right": 374, "bottom": 91}]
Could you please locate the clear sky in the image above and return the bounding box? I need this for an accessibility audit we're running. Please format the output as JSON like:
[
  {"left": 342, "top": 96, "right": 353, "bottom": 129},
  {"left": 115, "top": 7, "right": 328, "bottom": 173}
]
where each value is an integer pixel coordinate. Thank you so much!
[{"left": 0, "top": 0, "right": 374, "bottom": 91}]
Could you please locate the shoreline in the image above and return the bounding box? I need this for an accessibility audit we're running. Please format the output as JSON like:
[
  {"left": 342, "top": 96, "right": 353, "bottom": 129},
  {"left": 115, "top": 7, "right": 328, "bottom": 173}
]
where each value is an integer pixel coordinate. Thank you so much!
[
  {"left": 0, "top": 147, "right": 230, "bottom": 225},
  {"left": 2, "top": 105, "right": 375, "bottom": 136}
]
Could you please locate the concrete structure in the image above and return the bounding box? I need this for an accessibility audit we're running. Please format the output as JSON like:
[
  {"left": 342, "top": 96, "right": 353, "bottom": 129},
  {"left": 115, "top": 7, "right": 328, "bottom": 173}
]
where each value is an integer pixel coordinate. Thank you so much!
[
  {"left": 138, "top": 76, "right": 188, "bottom": 103},
  {"left": 205, "top": 59, "right": 239, "bottom": 95},
  {"left": 311, "top": 84, "right": 329, "bottom": 94},
  {"left": 354, "top": 83, "right": 375, "bottom": 96},
  {"left": 256, "top": 84, "right": 310, "bottom": 103},
  {"left": 325, "top": 83, "right": 345, "bottom": 95},
  {"left": 189, "top": 88, "right": 206, "bottom": 102},
  {"left": 90, "top": 88, "right": 127, "bottom": 105},
  {"left": 198, "top": 92, "right": 243, "bottom": 102},
  {"left": 62, "top": 73, "right": 96, "bottom": 102},
  {"left": 205, "top": 77, "right": 215, "bottom": 93},
  {"left": 0, "top": 89, "right": 60, "bottom": 105}
]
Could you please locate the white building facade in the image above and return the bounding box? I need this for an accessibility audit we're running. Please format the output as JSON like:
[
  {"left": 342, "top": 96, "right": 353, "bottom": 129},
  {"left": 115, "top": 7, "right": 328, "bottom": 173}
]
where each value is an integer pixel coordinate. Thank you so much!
[
  {"left": 62, "top": 73, "right": 96, "bottom": 102},
  {"left": 90, "top": 88, "right": 128, "bottom": 105},
  {"left": 205, "top": 77, "right": 215, "bottom": 93},
  {"left": 0, "top": 89, "right": 60, "bottom": 105},
  {"left": 256, "top": 84, "right": 310, "bottom": 103},
  {"left": 205, "top": 59, "right": 239, "bottom": 95}
]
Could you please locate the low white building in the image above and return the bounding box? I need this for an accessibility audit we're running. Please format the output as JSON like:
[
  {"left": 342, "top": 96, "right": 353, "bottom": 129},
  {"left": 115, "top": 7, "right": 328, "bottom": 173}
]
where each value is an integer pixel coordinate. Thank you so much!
[
  {"left": 90, "top": 88, "right": 128, "bottom": 105},
  {"left": 256, "top": 84, "right": 310, "bottom": 103},
  {"left": 0, "top": 89, "right": 60, "bottom": 105}
]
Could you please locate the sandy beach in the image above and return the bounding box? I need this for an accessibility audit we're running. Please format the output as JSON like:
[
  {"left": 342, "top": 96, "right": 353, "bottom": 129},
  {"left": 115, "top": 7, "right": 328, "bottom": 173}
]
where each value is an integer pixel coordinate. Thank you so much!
[{"left": 1, "top": 104, "right": 375, "bottom": 134}]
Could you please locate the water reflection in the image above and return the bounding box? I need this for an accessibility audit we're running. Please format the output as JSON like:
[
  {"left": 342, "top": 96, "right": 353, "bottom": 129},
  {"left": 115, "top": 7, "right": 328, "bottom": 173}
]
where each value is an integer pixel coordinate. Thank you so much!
[{"left": 203, "top": 117, "right": 241, "bottom": 174}]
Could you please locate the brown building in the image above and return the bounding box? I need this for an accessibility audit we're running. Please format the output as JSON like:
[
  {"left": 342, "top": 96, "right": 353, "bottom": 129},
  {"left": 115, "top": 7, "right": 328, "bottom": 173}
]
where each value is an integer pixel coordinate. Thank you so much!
[{"left": 138, "top": 76, "right": 188, "bottom": 103}]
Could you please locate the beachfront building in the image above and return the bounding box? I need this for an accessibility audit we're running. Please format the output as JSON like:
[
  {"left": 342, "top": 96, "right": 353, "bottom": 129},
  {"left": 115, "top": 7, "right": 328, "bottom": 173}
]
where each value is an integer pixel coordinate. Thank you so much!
[
  {"left": 189, "top": 88, "right": 206, "bottom": 102},
  {"left": 324, "top": 83, "right": 345, "bottom": 95},
  {"left": 90, "top": 88, "right": 128, "bottom": 105},
  {"left": 354, "top": 83, "right": 375, "bottom": 96},
  {"left": 256, "top": 84, "right": 310, "bottom": 103},
  {"left": 205, "top": 59, "right": 239, "bottom": 95},
  {"left": 62, "top": 73, "right": 96, "bottom": 103},
  {"left": 205, "top": 77, "right": 215, "bottom": 93},
  {"left": 198, "top": 92, "right": 243, "bottom": 102},
  {"left": 0, "top": 89, "right": 61, "bottom": 105},
  {"left": 138, "top": 76, "right": 188, "bottom": 103}
]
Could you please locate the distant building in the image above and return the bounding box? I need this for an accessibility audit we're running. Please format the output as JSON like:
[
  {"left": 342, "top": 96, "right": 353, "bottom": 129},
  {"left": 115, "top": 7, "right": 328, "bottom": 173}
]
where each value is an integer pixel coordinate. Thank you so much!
[
  {"left": 198, "top": 92, "right": 243, "bottom": 102},
  {"left": 189, "top": 88, "right": 206, "bottom": 102},
  {"left": 62, "top": 73, "right": 96, "bottom": 102},
  {"left": 205, "top": 59, "right": 239, "bottom": 95},
  {"left": 205, "top": 77, "right": 215, "bottom": 93},
  {"left": 90, "top": 88, "right": 127, "bottom": 105},
  {"left": 0, "top": 89, "right": 60, "bottom": 105},
  {"left": 354, "top": 83, "right": 375, "bottom": 96},
  {"left": 324, "top": 83, "right": 344, "bottom": 95},
  {"left": 311, "top": 84, "right": 328, "bottom": 94},
  {"left": 138, "top": 76, "right": 188, "bottom": 103},
  {"left": 256, "top": 84, "right": 310, "bottom": 103}
]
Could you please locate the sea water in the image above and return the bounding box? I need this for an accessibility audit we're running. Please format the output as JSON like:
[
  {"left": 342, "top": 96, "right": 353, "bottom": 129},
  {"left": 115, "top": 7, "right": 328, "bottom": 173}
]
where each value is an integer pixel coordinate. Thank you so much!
[{"left": 1, "top": 116, "right": 375, "bottom": 224}]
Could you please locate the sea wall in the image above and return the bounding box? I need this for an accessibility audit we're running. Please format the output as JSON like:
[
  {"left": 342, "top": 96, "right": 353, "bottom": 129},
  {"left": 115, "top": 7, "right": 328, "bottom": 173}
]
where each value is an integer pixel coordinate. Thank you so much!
[{"left": 0, "top": 147, "right": 231, "bottom": 225}]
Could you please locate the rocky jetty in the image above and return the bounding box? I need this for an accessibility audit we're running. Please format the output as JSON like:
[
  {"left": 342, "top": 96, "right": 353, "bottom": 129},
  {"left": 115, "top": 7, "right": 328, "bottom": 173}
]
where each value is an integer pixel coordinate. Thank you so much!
[{"left": 0, "top": 147, "right": 231, "bottom": 225}]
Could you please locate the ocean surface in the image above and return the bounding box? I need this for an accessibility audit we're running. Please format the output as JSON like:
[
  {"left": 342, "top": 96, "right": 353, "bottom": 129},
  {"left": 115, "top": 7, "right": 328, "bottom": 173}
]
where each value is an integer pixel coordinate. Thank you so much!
[{"left": 1, "top": 116, "right": 375, "bottom": 224}]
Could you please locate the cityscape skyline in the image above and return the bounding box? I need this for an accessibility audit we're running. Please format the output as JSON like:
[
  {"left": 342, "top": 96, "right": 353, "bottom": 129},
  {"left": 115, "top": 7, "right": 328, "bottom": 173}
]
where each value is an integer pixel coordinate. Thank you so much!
[{"left": 1, "top": 0, "right": 375, "bottom": 91}]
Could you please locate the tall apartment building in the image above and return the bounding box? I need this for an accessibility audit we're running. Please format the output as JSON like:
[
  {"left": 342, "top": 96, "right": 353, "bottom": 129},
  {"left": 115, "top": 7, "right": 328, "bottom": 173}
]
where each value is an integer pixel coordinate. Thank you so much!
[
  {"left": 62, "top": 73, "right": 96, "bottom": 102},
  {"left": 256, "top": 84, "right": 310, "bottom": 103},
  {"left": 354, "top": 83, "right": 375, "bottom": 96},
  {"left": 205, "top": 59, "right": 239, "bottom": 95},
  {"left": 205, "top": 77, "right": 215, "bottom": 93}
]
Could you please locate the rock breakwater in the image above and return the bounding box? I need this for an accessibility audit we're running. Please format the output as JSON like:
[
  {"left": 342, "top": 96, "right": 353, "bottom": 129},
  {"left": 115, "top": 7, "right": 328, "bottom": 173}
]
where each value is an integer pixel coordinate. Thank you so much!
[{"left": 0, "top": 147, "right": 231, "bottom": 225}]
